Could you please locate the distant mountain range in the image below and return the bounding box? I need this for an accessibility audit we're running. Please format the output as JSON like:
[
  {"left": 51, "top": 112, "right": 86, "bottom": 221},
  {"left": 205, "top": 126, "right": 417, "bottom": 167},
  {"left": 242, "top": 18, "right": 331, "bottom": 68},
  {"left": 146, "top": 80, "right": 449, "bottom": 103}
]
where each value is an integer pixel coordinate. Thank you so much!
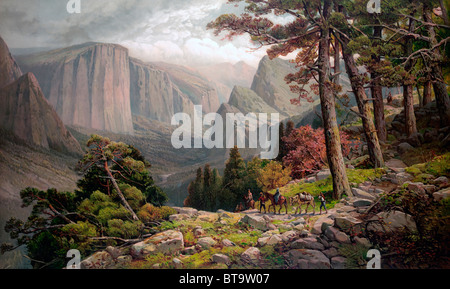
[{"left": 13, "top": 40, "right": 345, "bottom": 138}]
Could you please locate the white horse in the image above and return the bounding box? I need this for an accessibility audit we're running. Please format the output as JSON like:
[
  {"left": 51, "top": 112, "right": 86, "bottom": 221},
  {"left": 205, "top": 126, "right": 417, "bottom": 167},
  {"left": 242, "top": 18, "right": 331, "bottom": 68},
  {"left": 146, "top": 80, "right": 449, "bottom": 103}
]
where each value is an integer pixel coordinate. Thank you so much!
[{"left": 289, "top": 192, "right": 316, "bottom": 215}]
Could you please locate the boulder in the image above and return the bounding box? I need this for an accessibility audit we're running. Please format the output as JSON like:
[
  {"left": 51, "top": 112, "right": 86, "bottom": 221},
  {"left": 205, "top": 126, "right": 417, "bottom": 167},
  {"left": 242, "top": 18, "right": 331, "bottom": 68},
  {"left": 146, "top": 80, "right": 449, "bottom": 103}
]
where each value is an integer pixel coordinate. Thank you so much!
[
  {"left": 324, "top": 226, "right": 351, "bottom": 244},
  {"left": 351, "top": 188, "right": 376, "bottom": 201},
  {"left": 290, "top": 238, "right": 325, "bottom": 251},
  {"left": 131, "top": 230, "right": 184, "bottom": 259},
  {"left": 241, "top": 247, "right": 261, "bottom": 265},
  {"left": 331, "top": 256, "right": 347, "bottom": 269},
  {"left": 312, "top": 217, "right": 334, "bottom": 235},
  {"left": 293, "top": 224, "right": 305, "bottom": 231},
  {"left": 222, "top": 239, "right": 236, "bottom": 247},
  {"left": 334, "top": 216, "right": 363, "bottom": 235},
  {"left": 196, "top": 213, "right": 219, "bottom": 223},
  {"left": 197, "top": 237, "right": 217, "bottom": 249},
  {"left": 354, "top": 236, "right": 371, "bottom": 248},
  {"left": 367, "top": 211, "right": 417, "bottom": 234},
  {"left": 322, "top": 247, "right": 339, "bottom": 258},
  {"left": 173, "top": 207, "right": 198, "bottom": 216},
  {"left": 258, "top": 234, "right": 282, "bottom": 246},
  {"left": 404, "top": 182, "right": 428, "bottom": 195},
  {"left": 182, "top": 246, "right": 196, "bottom": 255},
  {"left": 385, "top": 158, "right": 407, "bottom": 173},
  {"left": 105, "top": 246, "right": 123, "bottom": 260},
  {"left": 212, "top": 254, "right": 231, "bottom": 266},
  {"left": 284, "top": 249, "right": 331, "bottom": 269},
  {"left": 292, "top": 217, "right": 306, "bottom": 225},
  {"left": 172, "top": 258, "right": 183, "bottom": 269},
  {"left": 433, "top": 176, "right": 449, "bottom": 185},
  {"left": 280, "top": 230, "right": 298, "bottom": 242},
  {"left": 352, "top": 198, "right": 373, "bottom": 207},
  {"left": 193, "top": 226, "right": 205, "bottom": 237},
  {"left": 169, "top": 214, "right": 191, "bottom": 222},
  {"left": 80, "top": 251, "right": 115, "bottom": 269},
  {"left": 433, "top": 188, "right": 450, "bottom": 202},
  {"left": 316, "top": 169, "right": 331, "bottom": 181},
  {"left": 396, "top": 172, "right": 414, "bottom": 183},
  {"left": 398, "top": 142, "right": 414, "bottom": 154},
  {"left": 240, "top": 214, "right": 272, "bottom": 231}
]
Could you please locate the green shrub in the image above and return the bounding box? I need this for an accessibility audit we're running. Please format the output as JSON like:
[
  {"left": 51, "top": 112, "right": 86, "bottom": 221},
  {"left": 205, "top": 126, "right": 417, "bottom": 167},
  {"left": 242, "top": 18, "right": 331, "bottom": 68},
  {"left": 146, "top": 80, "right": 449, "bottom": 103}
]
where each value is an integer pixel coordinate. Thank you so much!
[
  {"left": 106, "top": 219, "right": 143, "bottom": 239},
  {"left": 97, "top": 206, "right": 130, "bottom": 225}
]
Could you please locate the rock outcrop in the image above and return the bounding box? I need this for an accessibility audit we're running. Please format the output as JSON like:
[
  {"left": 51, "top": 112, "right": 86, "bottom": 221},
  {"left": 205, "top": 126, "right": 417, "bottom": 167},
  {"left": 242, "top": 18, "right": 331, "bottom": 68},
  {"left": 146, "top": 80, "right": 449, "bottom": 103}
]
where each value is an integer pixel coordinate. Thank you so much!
[
  {"left": 0, "top": 72, "right": 83, "bottom": 155},
  {"left": 250, "top": 56, "right": 319, "bottom": 118},
  {"left": 17, "top": 42, "right": 134, "bottom": 134},
  {"left": 129, "top": 58, "right": 193, "bottom": 123},
  {"left": 151, "top": 61, "right": 221, "bottom": 114},
  {"left": 228, "top": 86, "right": 279, "bottom": 115},
  {"left": 0, "top": 36, "right": 22, "bottom": 88}
]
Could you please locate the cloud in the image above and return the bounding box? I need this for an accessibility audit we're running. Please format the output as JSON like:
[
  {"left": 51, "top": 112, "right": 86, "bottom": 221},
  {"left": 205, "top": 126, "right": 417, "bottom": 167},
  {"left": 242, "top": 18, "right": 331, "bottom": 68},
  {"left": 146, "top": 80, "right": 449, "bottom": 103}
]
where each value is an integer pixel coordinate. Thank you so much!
[{"left": 0, "top": 0, "right": 268, "bottom": 66}]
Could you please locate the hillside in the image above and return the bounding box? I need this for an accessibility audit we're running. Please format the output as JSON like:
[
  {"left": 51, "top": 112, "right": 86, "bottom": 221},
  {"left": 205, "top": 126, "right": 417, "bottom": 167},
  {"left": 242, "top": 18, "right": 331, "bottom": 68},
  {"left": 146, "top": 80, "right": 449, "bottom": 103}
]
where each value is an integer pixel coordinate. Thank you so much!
[{"left": 77, "top": 151, "right": 450, "bottom": 269}]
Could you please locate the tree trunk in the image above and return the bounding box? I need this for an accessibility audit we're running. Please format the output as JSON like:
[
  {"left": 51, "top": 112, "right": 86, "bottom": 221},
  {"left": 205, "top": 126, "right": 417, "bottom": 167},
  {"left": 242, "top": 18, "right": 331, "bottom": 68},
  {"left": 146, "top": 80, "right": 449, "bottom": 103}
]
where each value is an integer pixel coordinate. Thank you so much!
[
  {"left": 403, "top": 15, "right": 418, "bottom": 138},
  {"left": 403, "top": 85, "right": 417, "bottom": 136},
  {"left": 371, "top": 25, "right": 387, "bottom": 143},
  {"left": 439, "top": 0, "right": 450, "bottom": 26},
  {"left": 318, "top": 0, "right": 351, "bottom": 200},
  {"left": 423, "top": 3, "right": 450, "bottom": 126},
  {"left": 104, "top": 160, "right": 139, "bottom": 221},
  {"left": 423, "top": 80, "right": 433, "bottom": 106},
  {"left": 341, "top": 40, "right": 385, "bottom": 168}
]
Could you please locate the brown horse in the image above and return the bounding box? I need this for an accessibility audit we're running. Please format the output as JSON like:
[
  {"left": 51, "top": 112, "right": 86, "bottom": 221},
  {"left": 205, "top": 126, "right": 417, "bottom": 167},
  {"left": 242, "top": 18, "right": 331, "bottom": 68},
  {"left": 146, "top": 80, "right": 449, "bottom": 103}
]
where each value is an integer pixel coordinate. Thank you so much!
[
  {"left": 289, "top": 192, "right": 316, "bottom": 215},
  {"left": 264, "top": 191, "right": 288, "bottom": 214},
  {"left": 234, "top": 202, "right": 245, "bottom": 213},
  {"left": 243, "top": 195, "right": 255, "bottom": 210}
]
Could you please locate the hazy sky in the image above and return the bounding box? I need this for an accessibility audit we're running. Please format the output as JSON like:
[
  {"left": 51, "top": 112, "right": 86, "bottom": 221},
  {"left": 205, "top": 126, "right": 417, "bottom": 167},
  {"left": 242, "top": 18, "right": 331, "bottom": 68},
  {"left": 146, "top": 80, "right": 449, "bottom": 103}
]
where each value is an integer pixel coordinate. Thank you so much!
[{"left": 0, "top": 0, "right": 294, "bottom": 67}]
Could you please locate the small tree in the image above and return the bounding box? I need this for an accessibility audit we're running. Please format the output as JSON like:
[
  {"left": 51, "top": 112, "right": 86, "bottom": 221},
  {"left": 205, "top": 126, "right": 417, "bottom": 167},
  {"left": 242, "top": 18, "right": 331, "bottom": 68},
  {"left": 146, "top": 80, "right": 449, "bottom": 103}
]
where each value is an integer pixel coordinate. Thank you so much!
[
  {"left": 77, "top": 135, "right": 141, "bottom": 220},
  {"left": 257, "top": 161, "right": 292, "bottom": 193},
  {"left": 283, "top": 125, "right": 355, "bottom": 180}
]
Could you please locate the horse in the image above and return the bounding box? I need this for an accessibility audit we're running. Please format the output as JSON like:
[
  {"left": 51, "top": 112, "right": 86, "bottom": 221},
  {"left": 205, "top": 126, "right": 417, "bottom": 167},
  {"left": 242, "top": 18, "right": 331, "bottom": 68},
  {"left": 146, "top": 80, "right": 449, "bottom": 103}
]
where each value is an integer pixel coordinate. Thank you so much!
[
  {"left": 289, "top": 192, "right": 316, "bottom": 215},
  {"left": 243, "top": 194, "right": 255, "bottom": 210},
  {"left": 264, "top": 191, "right": 288, "bottom": 214},
  {"left": 234, "top": 202, "right": 245, "bottom": 213}
]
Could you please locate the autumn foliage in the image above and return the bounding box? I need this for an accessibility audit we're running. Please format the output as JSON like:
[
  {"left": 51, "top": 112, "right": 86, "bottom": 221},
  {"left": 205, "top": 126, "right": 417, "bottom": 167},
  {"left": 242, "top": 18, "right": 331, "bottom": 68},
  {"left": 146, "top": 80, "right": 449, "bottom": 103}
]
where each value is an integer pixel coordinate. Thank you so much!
[{"left": 282, "top": 125, "right": 357, "bottom": 179}]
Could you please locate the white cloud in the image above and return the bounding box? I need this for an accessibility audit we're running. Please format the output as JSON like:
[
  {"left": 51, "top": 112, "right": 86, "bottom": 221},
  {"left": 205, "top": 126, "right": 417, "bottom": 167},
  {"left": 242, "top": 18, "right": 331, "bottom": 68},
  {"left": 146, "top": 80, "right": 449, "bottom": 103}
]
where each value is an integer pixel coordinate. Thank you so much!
[{"left": 2, "top": 0, "right": 269, "bottom": 66}]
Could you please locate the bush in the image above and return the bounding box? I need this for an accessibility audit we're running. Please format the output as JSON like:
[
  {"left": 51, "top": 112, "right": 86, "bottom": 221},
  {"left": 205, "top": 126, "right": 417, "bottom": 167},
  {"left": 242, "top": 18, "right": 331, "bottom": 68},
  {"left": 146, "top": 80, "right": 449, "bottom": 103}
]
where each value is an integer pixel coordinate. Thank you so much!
[
  {"left": 97, "top": 206, "right": 130, "bottom": 225},
  {"left": 138, "top": 204, "right": 176, "bottom": 223},
  {"left": 106, "top": 219, "right": 144, "bottom": 239}
]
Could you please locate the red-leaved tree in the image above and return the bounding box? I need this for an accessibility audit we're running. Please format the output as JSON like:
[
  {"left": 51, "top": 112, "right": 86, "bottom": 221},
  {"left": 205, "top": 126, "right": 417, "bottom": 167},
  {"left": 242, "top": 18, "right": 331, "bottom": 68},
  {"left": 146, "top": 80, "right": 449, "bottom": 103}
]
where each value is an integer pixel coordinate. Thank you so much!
[{"left": 283, "top": 125, "right": 358, "bottom": 179}]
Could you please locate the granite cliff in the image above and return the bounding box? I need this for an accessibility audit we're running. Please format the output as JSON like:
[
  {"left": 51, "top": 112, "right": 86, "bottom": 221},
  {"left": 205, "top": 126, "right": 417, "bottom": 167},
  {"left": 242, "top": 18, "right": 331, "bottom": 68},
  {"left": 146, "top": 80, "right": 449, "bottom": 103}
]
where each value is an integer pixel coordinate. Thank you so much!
[{"left": 17, "top": 43, "right": 134, "bottom": 135}]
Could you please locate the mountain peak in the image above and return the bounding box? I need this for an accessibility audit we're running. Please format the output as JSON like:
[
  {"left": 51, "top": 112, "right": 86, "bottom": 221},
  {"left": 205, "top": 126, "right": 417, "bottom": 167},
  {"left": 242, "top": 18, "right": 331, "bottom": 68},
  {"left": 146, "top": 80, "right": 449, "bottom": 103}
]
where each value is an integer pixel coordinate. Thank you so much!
[
  {"left": 0, "top": 72, "right": 82, "bottom": 155},
  {"left": 0, "top": 36, "right": 23, "bottom": 88}
]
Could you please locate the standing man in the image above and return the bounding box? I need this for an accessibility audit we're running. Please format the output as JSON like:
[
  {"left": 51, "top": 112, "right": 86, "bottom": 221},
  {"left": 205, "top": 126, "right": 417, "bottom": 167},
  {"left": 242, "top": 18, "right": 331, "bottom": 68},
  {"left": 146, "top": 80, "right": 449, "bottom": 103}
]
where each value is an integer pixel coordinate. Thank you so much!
[
  {"left": 319, "top": 193, "right": 328, "bottom": 214},
  {"left": 258, "top": 192, "right": 266, "bottom": 213}
]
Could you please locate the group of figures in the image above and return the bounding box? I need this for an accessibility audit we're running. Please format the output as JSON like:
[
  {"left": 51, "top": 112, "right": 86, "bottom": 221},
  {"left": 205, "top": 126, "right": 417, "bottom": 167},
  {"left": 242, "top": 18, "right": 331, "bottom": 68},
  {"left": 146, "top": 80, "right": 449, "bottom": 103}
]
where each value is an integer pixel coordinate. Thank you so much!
[{"left": 236, "top": 189, "right": 328, "bottom": 215}]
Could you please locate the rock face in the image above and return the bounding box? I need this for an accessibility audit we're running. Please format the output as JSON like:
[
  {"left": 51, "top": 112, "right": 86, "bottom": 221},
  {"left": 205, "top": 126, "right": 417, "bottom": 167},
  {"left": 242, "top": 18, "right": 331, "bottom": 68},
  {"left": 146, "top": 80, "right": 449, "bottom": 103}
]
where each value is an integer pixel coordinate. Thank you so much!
[
  {"left": 0, "top": 36, "right": 22, "bottom": 88},
  {"left": 151, "top": 61, "right": 221, "bottom": 114},
  {"left": 129, "top": 58, "right": 193, "bottom": 123},
  {"left": 368, "top": 211, "right": 418, "bottom": 234},
  {"left": 251, "top": 56, "right": 319, "bottom": 118},
  {"left": 0, "top": 72, "right": 82, "bottom": 155},
  {"left": 228, "top": 86, "right": 279, "bottom": 114},
  {"left": 17, "top": 42, "right": 134, "bottom": 134}
]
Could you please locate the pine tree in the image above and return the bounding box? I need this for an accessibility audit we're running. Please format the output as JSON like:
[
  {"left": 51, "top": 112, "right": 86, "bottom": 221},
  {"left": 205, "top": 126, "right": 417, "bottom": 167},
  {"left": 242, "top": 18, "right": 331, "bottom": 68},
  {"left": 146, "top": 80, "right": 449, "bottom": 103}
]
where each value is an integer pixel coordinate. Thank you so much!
[{"left": 222, "top": 146, "right": 247, "bottom": 209}]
